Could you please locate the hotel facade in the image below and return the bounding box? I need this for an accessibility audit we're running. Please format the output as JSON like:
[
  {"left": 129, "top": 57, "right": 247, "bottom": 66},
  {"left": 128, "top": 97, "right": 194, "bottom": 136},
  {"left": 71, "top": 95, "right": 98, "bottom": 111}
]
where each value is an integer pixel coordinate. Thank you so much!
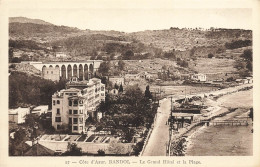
[{"left": 52, "top": 77, "right": 105, "bottom": 134}]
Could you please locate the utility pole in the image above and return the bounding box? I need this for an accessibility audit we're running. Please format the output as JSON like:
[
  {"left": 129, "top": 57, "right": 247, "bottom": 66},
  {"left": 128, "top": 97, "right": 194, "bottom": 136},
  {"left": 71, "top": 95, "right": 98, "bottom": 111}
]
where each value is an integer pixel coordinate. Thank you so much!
[{"left": 168, "top": 97, "right": 173, "bottom": 156}]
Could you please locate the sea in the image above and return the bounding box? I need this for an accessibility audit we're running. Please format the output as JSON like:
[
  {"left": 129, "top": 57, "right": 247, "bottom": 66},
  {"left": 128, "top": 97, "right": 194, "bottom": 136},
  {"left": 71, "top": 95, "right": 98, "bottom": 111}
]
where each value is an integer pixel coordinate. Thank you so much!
[{"left": 185, "top": 124, "right": 253, "bottom": 156}]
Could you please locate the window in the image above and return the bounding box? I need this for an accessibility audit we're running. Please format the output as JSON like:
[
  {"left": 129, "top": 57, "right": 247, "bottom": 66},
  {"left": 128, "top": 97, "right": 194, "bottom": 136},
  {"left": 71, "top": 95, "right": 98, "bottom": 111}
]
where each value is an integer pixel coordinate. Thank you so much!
[
  {"left": 57, "top": 125, "right": 61, "bottom": 129},
  {"left": 69, "top": 100, "right": 72, "bottom": 106},
  {"left": 101, "top": 93, "right": 104, "bottom": 96},
  {"left": 79, "top": 118, "right": 83, "bottom": 123},
  {"left": 73, "top": 110, "right": 78, "bottom": 114},
  {"left": 73, "top": 100, "right": 78, "bottom": 106},
  {"left": 55, "top": 117, "right": 61, "bottom": 122},
  {"left": 73, "top": 126, "right": 78, "bottom": 130},
  {"left": 51, "top": 71, "right": 53, "bottom": 74},
  {"left": 73, "top": 118, "right": 78, "bottom": 124},
  {"left": 57, "top": 100, "right": 60, "bottom": 104},
  {"left": 80, "top": 110, "right": 83, "bottom": 114},
  {"left": 69, "top": 118, "right": 72, "bottom": 124},
  {"left": 101, "top": 86, "right": 104, "bottom": 91},
  {"left": 79, "top": 126, "right": 83, "bottom": 131},
  {"left": 53, "top": 100, "right": 55, "bottom": 105},
  {"left": 69, "top": 110, "right": 72, "bottom": 114},
  {"left": 57, "top": 108, "right": 60, "bottom": 115}
]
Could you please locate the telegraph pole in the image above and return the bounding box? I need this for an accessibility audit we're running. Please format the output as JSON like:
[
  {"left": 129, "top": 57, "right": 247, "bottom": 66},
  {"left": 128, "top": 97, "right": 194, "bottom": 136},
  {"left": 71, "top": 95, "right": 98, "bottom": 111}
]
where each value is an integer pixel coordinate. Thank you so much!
[{"left": 168, "top": 97, "right": 173, "bottom": 156}]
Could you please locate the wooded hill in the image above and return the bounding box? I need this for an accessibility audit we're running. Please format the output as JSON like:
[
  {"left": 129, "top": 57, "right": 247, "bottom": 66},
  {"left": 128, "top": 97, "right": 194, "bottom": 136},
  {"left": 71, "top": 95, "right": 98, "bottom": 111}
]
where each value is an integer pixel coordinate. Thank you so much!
[{"left": 9, "top": 17, "right": 252, "bottom": 60}]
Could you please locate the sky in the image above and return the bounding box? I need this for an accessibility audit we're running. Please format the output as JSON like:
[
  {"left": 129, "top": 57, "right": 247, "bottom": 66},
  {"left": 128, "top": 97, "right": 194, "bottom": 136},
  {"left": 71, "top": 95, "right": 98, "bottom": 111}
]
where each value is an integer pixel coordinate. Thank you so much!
[{"left": 6, "top": 0, "right": 253, "bottom": 32}]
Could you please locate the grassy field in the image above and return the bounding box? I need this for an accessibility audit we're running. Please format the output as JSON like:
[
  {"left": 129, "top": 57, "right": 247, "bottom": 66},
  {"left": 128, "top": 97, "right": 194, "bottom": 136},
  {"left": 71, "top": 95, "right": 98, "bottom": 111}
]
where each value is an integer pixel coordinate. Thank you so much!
[{"left": 189, "top": 58, "right": 236, "bottom": 74}]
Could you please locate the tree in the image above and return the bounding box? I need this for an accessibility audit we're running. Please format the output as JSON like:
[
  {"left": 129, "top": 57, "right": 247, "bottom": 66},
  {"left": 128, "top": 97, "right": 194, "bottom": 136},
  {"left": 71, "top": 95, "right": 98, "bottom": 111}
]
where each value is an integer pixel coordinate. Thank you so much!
[
  {"left": 162, "top": 65, "right": 167, "bottom": 71},
  {"left": 9, "top": 128, "right": 28, "bottom": 156},
  {"left": 90, "top": 55, "right": 96, "bottom": 60},
  {"left": 97, "top": 55, "right": 103, "bottom": 60},
  {"left": 9, "top": 80, "right": 22, "bottom": 108},
  {"left": 246, "top": 62, "right": 252, "bottom": 71},
  {"left": 97, "top": 149, "right": 105, "bottom": 156},
  {"left": 125, "top": 85, "right": 143, "bottom": 102},
  {"left": 119, "top": 84, "right": 123, "bottom": 93},
  {"left": 9, "top": 48, "right": 13, "bottom": 63},
  {"left": 226, "top": 77, "right": 234, "bottom": 82},
  {"left": 118, "top": 60, "right": 125, "bottom": 71},
  {"left": 144, "top": 85, "right": 153, "bottom": 99},
  {"left": 9, "top": 71, "right": 64, "bottom": 109},
  {"left": 241, "top": 49, "right": 253, "bottom": 72},
  {"left": 123, "top": 128, "right": 135, "bottom": 143},
  {"left": 241, "top": 49, "right": 252, "bottom": 62},
  {"left": 249, "top": 108, "right": 253, "bottom": 121},
  {"left": 123, "top": 50, "right": 134, "bottom": 60},
  {"left": 114, "top": 83, "right": 119, "bottom": 89},
  {"left": 238, "top": 69, "right": 250, "bottom": 78},
  {"left": 234, "top": 61, "right": 246, "bottom": 70},
  {"left": 164, "top": 51, "right": 176, "bottom": 59},
  {"left": 62, "top": 143, "right": 82, "bottom": 156},
  {"left": 208, "top": 53, "right": 214, "bottom": 58},
  {"left": 13, "top": 128, "right": 27, "bottom": 145},
  {"left": 132, "top": 140, "right": 144, "bottom": 156},
  {"left": 25, "top": 113, "right": 39, "bottom": 129},
  {"left": 98, "top": 61, "right": 110, "bottom": 76},
  {"left": 20, "top": 54, "right": 30, "bottom": 61},
  {"left": 11, "top": 57, "right": 21, "bottom": 63},
  {"left": 110, "top": 53, "right": 115, "bottom": 60},
  {"left": 177, "top": 59, "right": 189, "bottom": 68}
]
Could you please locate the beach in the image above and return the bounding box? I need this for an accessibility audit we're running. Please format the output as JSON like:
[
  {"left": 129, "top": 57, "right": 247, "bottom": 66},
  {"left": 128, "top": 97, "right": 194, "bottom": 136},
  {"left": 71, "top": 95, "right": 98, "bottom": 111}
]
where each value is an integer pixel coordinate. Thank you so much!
[{"left": 184, "top": 88, "right": 253, "bottom": 156}]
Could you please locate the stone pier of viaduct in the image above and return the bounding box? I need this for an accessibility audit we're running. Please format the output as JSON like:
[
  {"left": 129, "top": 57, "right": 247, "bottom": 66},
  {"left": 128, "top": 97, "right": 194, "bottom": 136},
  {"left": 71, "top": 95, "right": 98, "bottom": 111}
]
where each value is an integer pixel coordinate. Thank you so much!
[{"left": 26, "top": 61, "right": 102, "bottom": 81}]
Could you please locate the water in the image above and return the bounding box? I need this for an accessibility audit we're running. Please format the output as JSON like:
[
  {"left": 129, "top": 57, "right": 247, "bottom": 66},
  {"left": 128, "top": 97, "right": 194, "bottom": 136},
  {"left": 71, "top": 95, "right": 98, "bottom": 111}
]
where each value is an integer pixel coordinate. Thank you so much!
[{"left": 185, "top": 125, "right": 253, "bottom": 156}]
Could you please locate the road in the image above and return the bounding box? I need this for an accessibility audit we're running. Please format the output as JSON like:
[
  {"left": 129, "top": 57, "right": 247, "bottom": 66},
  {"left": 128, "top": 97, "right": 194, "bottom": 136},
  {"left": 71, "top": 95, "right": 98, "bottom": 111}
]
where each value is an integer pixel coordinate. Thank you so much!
[{"left": 142, "top": 98, "right": 171, "bottom": 156}]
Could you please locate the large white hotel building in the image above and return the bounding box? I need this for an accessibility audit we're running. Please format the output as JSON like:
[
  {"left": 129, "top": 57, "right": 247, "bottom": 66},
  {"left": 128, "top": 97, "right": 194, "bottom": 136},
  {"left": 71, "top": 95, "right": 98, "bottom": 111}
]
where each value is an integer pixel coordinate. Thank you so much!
[{"left": 52, "top": 77, "right": 105, "bottom": 134}]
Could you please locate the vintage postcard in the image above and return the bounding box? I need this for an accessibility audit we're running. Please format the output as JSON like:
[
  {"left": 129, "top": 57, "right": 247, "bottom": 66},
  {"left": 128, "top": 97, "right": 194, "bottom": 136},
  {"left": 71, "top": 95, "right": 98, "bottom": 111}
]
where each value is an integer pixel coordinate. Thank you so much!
[{"left": 0, "top": 0, "right": 260, "bottom": 166}]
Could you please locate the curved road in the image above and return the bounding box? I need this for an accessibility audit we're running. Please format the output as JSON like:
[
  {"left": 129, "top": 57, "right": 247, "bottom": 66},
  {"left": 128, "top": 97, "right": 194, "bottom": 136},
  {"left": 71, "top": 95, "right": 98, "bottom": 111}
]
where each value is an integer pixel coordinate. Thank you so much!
[{"left": 142, "top": 98, "right": 171, "bottom": 156}]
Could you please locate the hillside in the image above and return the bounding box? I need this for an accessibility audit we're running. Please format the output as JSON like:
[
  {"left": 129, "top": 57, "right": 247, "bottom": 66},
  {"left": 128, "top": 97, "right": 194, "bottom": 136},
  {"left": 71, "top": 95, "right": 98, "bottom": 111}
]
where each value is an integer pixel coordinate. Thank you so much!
[
  {"left": 51, "top": 34, "right": 162, "bottom": 59},
  {"left": 9, "top": 17, "right": 252, "bottom": 62},
  {"left": 9, "top": 17, "right": 53, "bottom": 25},
  {"left": 129, "top": 28, "right": 252, "bottom": 51}
]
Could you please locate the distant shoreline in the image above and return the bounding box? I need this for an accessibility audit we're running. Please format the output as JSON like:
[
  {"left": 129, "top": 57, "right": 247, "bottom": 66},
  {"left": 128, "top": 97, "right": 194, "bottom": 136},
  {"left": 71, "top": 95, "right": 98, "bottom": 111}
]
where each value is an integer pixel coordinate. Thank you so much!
[{"left": 169, "top": 86, "right": 252, "bottom": 156}]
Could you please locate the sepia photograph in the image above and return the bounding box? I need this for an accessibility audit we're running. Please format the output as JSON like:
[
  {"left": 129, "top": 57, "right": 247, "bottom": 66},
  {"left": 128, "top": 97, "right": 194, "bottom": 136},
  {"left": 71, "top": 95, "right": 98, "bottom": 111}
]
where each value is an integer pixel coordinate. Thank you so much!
[{"left": 1, "top": 0, "right": 260, "bottom": 166}]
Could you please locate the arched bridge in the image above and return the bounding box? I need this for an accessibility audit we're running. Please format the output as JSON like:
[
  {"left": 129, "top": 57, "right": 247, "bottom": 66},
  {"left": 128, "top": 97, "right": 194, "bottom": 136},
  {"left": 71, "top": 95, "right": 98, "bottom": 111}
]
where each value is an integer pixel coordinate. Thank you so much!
[{"left": 26, "top": 61, "right": 102, "bottom": 81}]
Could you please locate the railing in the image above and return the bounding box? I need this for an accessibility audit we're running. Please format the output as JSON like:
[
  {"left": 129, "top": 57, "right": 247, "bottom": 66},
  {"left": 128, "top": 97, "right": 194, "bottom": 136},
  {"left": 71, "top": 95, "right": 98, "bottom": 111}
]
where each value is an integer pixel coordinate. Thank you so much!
[{"left": 203, "top": 120, "right": 249, "bottom": 126}]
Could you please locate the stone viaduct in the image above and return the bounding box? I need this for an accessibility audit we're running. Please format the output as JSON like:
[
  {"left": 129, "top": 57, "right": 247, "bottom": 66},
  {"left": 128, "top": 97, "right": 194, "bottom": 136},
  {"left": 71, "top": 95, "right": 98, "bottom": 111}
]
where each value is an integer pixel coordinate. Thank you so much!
[{"left": 26, "top": 60, "right": 102, "bottom": 81}]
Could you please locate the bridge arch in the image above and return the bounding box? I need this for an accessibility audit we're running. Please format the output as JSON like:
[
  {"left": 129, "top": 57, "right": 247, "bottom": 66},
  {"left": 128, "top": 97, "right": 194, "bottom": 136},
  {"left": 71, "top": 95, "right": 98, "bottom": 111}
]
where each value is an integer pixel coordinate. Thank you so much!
[
  {"left": 42, "top": 65, "right": 47, "bottom": 71},
  {"left": 73, "top": 64, "right": 78, "bottom": 77},
  {"left": 79, "top": 64, "right": 83, "bottom": 81},
  {"left": 67, "top": 65, "right": 72, "bottom": 80},
  {"left": 89, "top": 64, "right": 94, "bottom": 79},
  {"left": 84, "top": 64, "right": 88, "bottom": 80},
  {"left": 61, "top": 65, "right": 66, "bottom": 79},
  {"left": 42, "top": 65, "right": 47, "bottom": 77}
]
